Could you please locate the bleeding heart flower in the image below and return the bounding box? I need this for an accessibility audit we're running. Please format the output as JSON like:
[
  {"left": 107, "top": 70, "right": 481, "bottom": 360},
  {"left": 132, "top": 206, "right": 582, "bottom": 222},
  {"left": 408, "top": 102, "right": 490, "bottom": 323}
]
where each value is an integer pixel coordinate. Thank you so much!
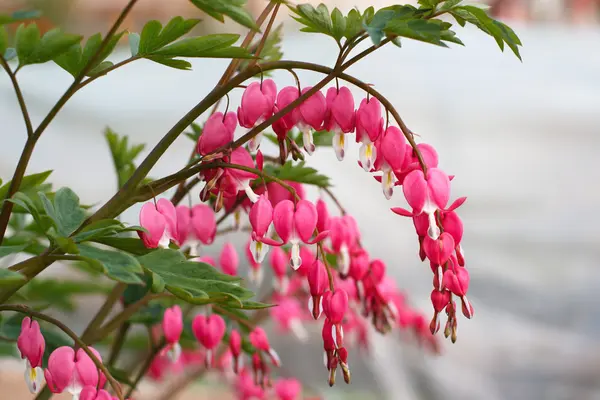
[
  {"left": 44, "top": 347, "right": 105, "bottom": 397},
  {"left": 324, "top": 86, "right": 355, "bottom": 161},
  {"left": 197, "top": 112, "right": 237, "bottom": 156},
  {"left": 308, "top": 260, "right": 329, "bottom": 320},
  {"left": 355, "top": 97, "right": 384, "bottom": 171},
  {"left": 161, "top": 305, "right": 183, "bottom": 362},
  {"left": 296, "top": 87, "right": 327, "bottom": 155},
  {"left": 249, "top": 194, "right": 273, "bottom": 265},
  {"left": 238, "top": 79, "right": 277, "bottom": 151},
  {"left": 18, "top": 317, "right": 45, "bottom": 394},
  {"left": 138, "top": 199, "right": 179, "bottom": 249},
  {"left": 272, "top": 86, "right": 301, "bottom": 141},
  {"left": 271, "top": 298, "right": 308, "bottom": 342},
  {"left": 249, "top": 327, "right": 280, "bottom": 367},
  {"left": 229, "top": 329, "right": 242, "bottom": 373},
  {"left": 275, "top": 378, "right": 302, "bottom": 400},
  {"left": 378, "top": 126, "right": 407, "bottom": 199},
  {"left": 192, "top": 314, "right": 226, "bottom": 367},
  {"left": 220, "top": 242, "right": 239, "bottom": 276}
]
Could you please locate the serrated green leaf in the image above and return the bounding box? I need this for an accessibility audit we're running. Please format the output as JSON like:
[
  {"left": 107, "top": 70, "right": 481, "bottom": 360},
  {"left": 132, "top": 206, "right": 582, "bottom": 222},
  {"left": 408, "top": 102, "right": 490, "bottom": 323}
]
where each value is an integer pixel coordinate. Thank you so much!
[
  {"left": 54, "top": 236, "right": 79, "bottom": 254},
  {"left": 51, "top": 188, "right": 86, "bottom": 236},
  {"left": 0, "top": 170, "right": 52, "bottom": 202},
  {"left": 190, "top": 0, "right": 258, "bottom": 30},
  {"left": 152, "top": 34, "right": 250, "bottom": 59},
  {"left": 146, "top": 55, "right": 192, "bottom": 70},
  {"left": 22, "top": 27, "right": 82, "bottom": 66},
  {"left": 54, "top": 44, "right": 82, "bottom": 77},
  {"left": 78, "top": 244, "right": 144, "bottom": 284},
  {"left": 93, "top": 236, "right": 151, "bottom": 256},
  {"left": 265, "top": 161, "right": 331, "bottom": 188},
  {"left": 139, "top": 17, "right": 201, "bottom": 55},
  {"left": 138, "top": 249, "right": 252, "bottom": 305},
  {"left": 0, "top": 268, "right": 25, "bottom": 286},
  {"left": 344, "top": 9, "right": 363, "bottom": 40},
  {"left": 15, "top": 23, "right": 39, "bottom": 66},
  {"left": 331, "top": 8, "right": 346, "bottom": 41},
  {"left": 440, "top": 0, "right": 463, "bottom": 11},
  {"left": 224, "top": 300, "right": 275, "bottom": 310},
  {"left": 384, "top": 18, "right": 446, "bottom": 47},
  {"left": 19, "top": 279, "right": 111, "bottom": 312},
  {"left": 73, "top": 219, "right": 125, "bottom": 243}
]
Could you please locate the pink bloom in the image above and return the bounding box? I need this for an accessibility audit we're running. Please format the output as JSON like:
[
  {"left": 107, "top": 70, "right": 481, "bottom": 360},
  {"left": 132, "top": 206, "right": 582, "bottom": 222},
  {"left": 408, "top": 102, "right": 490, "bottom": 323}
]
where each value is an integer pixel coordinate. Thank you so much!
[
  {"left": 393, "top": 167, "right": 451, "bottom": 240},
  {"left": 220, "top": 242, "right": 239, "bottom": 276},
  {"left": 18, "top": 317, "right": 45, "bottom": 393},
  {"left": 328, "top": 216, "right": 359, "bottom": 276},
  {"left": 443, "top": 267, "right": 473, "bottom": 318},
  {"left": 423, "top": 232, "right": 455, "bottom": 290},
  {"left": 175, "top": 205, "right": 192, "bottom": 246},
  {"left": 323, "top": 289, "right": 349, "bottom": 348},
  {"left": 275, "top": 378, "right": 302, "bottom": 400},
  {"left": 138, "top": 198, "right": 179, "bottom": 249},
  {"left": 272, "top": 86, "right": 301, "bottom": 141},
  {"left": 348, "top": 248, "right": 369, "bottom": 282},
  {"left": 296, "top": 246, "right": 316, "bottom": 277},
  {"left": 308, "top": 260, "right": 329, "bottom": 320},
  {"left": 378, "top": 126, "right": 407, "bottom": 199},
  {"left": 238, "top": 79, "right": 277, "bottom": 151},
  {"left": 270, "top": 246, "right": 289, "bottom": 293},
  {"left": 249, "top": 327, "right": 280, "bottom": 367},
  {"left": 271, "top": 298, "right": 308, "bottom": 341},
  {"left": 355, "top": 97, "right": 384, "bottom": 171},
  {"left": 44, "top": 347, "right": 105, "bottom": 396},
  {"left": 235, "top": 369, "right": 265, "bottom": 400},
  {"left": 324, "top": 86, "right": 355, "bottom": 161},
  {"left": 394, "top": 143, "right": 439, "bottom": 184},
  {"left": 267, "top": 181, "right": 305, "bottom": 207},
  {"left": 192, "top": 314, "right": 226, "bottom": 366},
  {"left": 80, "top": 386, "right": 115, "bottom": 400},
  {"left": 429, "top": 289, "right": 451, "bottom": 334},
  {"left": 268, "top": 199, "right": 328, "bottom": 269},
  {"left": 161, "top": 305, "right": 183, "bottom": 362},
  {"left": 197, "top": 111, "right": 237, "bottom": 155},
  {"left": 249, "top": 195, "right": 273, "bottom": 264},
  {"left": 229, "top": 329, "right": 242, "bottom": 373},
  {"left": 296, "top": 87, "right": 326, "bottom": 155},
  {"left": 227, "top": 147, "right": 260, "bottom": 203},
  {"left": 316, "top": 198, "right": 330, "bottom": 233},
  {"left": 191, "top": 204, "right": 217, "bottom": 246}
]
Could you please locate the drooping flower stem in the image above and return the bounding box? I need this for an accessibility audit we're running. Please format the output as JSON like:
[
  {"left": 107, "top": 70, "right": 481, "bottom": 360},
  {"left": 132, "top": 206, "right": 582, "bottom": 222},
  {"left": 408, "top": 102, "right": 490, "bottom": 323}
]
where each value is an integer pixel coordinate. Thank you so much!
[{"left": 0, "top": 304, "right": 124, "bottom": 400}]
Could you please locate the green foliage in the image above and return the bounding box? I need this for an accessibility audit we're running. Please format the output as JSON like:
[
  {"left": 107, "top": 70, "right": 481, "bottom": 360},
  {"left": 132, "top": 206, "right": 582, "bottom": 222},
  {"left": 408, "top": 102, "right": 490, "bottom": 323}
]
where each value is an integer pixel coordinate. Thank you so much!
[
  {"left": 93, "top": 236, "right": 152, "bottom": 256},
  {"left": 54, "top": 31, "right": 125, "bottom": 78},
  {"left": 449, "top": 4, "right": 522, "bottom": 60},
  {"left": 0, "top": 269, "right": 26, "bottom": 286},
  {"left": 132, "top": 17, "right": 253, "bottom": 70},
  {"left": 15, "top": 24, "right": 82, "bottom": 67},
  {"left": 39, "top": 187, "right": 86, "bottom": 237},
  {"left": 237, "top": 24, "right": 284, "bottom": 74},
  {"left": 264, "top": 160, "right": 331, "bottom": 188},
  {"left": 0, "top": 170, "right": 52, "bottom": 202},
  {"left": 190, "top": 0, "right": 258, "bottom": 30},
  {"left": 184, "top": 122, "right": 203, "bottom": 142},
  {"left": 0, "top": 27, "right": 8, "bottom": 56},
  {"left": 294, "top": 130, "right": 334, "bottom": 148},
  {"left": 105, "top": 128, "right": 146, "bottom": 188},
  {"left": 78, "top": 244, "right": 144, "bottom": 284},
  {"left": 138, "top": 249, "right": 254, "bottom": 305},
  {"left": 0, "top": 10, "right": 42, "bottom": 25},
  {"left": 16, "top": 279, "right": 111, "bottom": 312}
]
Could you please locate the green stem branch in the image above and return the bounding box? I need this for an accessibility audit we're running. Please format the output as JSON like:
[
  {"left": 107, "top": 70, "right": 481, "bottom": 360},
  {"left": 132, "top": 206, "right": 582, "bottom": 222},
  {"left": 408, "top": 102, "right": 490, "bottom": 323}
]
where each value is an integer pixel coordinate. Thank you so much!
[
  {"left": 0, "top": 304, "right": 124, "bottom": 400},
  {"left": 0, "top": 58, "right": 33, "bottom": 137}
]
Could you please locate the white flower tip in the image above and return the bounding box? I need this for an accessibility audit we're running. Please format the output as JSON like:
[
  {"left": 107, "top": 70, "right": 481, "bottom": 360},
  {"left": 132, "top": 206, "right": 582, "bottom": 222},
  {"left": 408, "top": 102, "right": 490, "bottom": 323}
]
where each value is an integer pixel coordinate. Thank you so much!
[
  {"left": 269, "top": 348, "right": 281, "bottom": 367},
  {"left": 245, "top": 186, "right": 260, "bottom": 203},
  {"left": 25, "top": 365, "right": 44, "bottom": 394},
  {"left": 331, "top": 325, "right": 338, "bottom": 348},
  {"left": 168, "top": 342, "right": 182, "bottom": 363}
]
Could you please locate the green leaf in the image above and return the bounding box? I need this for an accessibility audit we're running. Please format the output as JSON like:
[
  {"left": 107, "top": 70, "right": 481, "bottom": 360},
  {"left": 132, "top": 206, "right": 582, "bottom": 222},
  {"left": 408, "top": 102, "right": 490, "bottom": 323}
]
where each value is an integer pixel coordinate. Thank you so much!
[
  {"left": 0, "top": 243, "right": 29, "bottom": 258},
  {"left": 4, "top": 47, "right": 17, "bottom": 61},
  {"left": 0, "top": 27, "right": 8, "bottom": 55},
  {"left": 16, "top": 25, "right": 82, "bottom": 67},
  {"left": 265, "top": 161, "right": 331, "bottom": 188},
  {"left": 224, "top": 300, "right": 275, "bottom": 310},
  {"left": 54, "top": 236, "right": 79, "bottom": 254},
  {"left": 152, "top": 34, "right": 251, "bottom": 58},
  {"left": 56, "top": 31, "right": 126, "bottom": 78},
  {"left": 107, "top": 366, "right": 135, "bottom": 386},
  {"left": 295, "top": 130, "right": 334, "bottom": 148},
  {"left": 0, "top": 170, "right": 52, "bottom": 201},
  {"left": 440, "top": 0, "right": 463, "bottom": 11},
  {"left": 19, "top": 279, "right": 111, "bottom": 312},
  {"left": 78, "top": 244, "right": 144, "bottom": 284},
  {"left": 139, "top": 17, "right": 201, "bottom": 55},
  {"left": 0, "top": 10, "right": 42, "bottom": 25},
  {"left": 146, "top": 55, "right": 192, "bottom": 70},
  {"left": 190, "top": 0, "right": 258, "bottom": 30},
  {"left": 138, "top": 249, "right": 252, "bottom": 304},
  {"left": 290, "top": 3, "right": 337, "bottom": 40},
  {"left": 73, "top": 219, "right": 125, "bottom": 242},
  {"left": 0, "top": 268, "right": 25, "bottom": 286},
  {"left": 384, "top": 18, "right": 446, "bottom": 47},
  {"left": 451, "top": 5, "right": 522, "bottom": 60},
  {"left": 184, "top": 122, "right": 203, "bottom": 142},
  {"left": 93, "top": 236, "right": 152, "bottom": 256},
  {"left": 344, "top": 9, "right": 363, "bottom": 40},
  {"left": 331, "top": 8, "right": 347, "bottom": 41},
  {"left": 15, "top": 23, "right": 39, "bottom": 66},
  {"left": 105, "top": 128, "right": 146, "bottom": 188},
  {"left": 365, "top": 6, "right": 417, "bottom": 45},
  {"left": 129, "top": 32, "right": 140, "bottom": 56},
  {"left": 51, "top": 188, "right": 86, "bottom": 236},
  {"left": 4, "top": 192, "right": 48, "bottom": 232}
]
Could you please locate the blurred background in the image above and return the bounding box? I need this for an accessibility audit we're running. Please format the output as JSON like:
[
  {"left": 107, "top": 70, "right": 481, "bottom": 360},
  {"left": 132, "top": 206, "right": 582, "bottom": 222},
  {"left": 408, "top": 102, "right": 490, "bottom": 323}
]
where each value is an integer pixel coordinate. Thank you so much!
[{"left": 1, "top": 0, "right": 600, "bottom": 399}]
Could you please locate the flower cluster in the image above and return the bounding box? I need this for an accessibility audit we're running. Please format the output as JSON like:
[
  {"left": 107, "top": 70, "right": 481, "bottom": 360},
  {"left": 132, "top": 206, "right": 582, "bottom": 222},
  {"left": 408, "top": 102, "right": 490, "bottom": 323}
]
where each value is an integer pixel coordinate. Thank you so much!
[
  {"left": 131, "top": 78, "right": 471, "bottom": 394},
  {"left": 16, "top": 317, "right": 126, "bottom": 399}
]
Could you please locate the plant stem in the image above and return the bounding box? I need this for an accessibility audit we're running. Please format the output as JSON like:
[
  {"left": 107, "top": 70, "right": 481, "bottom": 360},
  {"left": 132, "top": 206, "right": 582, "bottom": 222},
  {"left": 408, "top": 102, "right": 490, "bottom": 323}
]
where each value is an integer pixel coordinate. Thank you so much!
[
  {"left": 0, "top": 58, "right": 33, "bottom": 137},
  {"left": 0, "top": 304, "right": 124, "bottom": 399},
  {"left": 125, "top": 338, "right": 165, "bottom": 398},
  {"left": 81, "top": 282, "right": 126, "bottom": 343},
  {"left": 247, "top": 2, "right": 281, "bottom": 69},
  {"left": 323, "top": 187, "right": 346, "bottom": 215},
  {"left": 77, "top": 57, "right": 140, "bottom": 90},
  {"left": 0, "top": 0, "right": 140, "bottom": 244},
  {"left": 108, "top": 322, "right": 131, "bottom": 366}
]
